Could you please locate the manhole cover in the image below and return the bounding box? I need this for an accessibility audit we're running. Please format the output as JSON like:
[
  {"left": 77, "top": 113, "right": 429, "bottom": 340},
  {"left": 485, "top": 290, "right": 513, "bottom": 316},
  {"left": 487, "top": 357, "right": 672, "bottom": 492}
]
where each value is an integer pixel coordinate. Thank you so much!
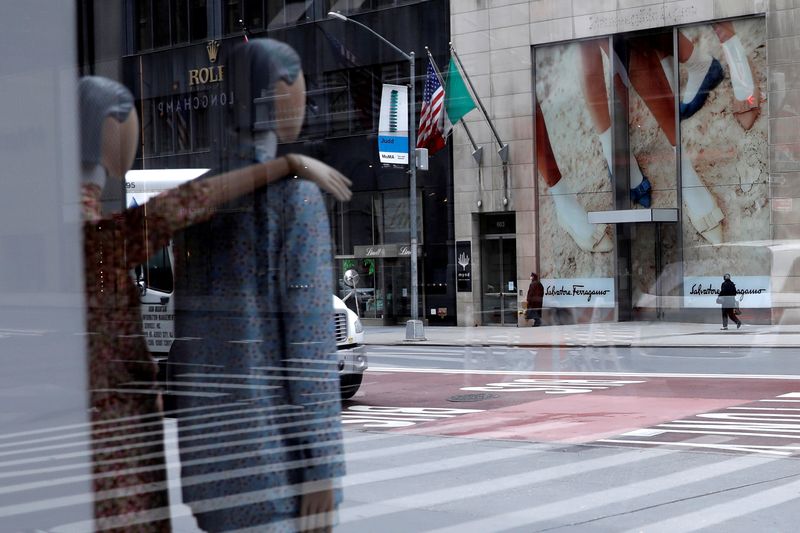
[{"left": 447, "top": 393, "right": 499, "bottom": 402}]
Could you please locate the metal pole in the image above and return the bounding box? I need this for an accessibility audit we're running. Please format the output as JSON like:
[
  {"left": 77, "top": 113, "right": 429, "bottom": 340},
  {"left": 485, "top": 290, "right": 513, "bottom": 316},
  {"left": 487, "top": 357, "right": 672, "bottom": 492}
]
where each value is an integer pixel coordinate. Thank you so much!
[
  {"left": 408, "top": 51, "right": 420, "bottom": 332},
  {"left": 328, "top": 12, "right": 423, "bottom": 339}
]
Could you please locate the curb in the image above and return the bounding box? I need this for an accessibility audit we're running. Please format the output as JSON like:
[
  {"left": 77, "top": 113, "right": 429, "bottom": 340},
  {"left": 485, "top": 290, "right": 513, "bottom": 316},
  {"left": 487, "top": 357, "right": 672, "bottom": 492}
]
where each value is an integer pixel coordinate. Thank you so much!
[{"left": 363, "top": 341, "right": 798, "bottom": 349}]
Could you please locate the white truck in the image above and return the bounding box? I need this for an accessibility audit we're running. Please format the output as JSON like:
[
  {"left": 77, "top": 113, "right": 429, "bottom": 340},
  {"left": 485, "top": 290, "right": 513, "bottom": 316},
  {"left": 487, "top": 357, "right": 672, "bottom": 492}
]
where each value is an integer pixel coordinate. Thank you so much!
[{"left": 126, "top": 169, "right": 367, "bottom": 399}]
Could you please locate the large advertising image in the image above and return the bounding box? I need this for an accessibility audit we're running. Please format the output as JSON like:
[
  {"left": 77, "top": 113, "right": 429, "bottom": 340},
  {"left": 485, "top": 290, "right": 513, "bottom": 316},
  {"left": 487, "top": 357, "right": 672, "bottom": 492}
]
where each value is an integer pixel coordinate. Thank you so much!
[
  {"left": 535, "top": 18, "right": 768, "bottom": 315},
  {"left": 678, "top": 18, "right": 769, "bottom": 309},
  {"left": 534, "top": 38, "right": 616, "bottom": 312}
]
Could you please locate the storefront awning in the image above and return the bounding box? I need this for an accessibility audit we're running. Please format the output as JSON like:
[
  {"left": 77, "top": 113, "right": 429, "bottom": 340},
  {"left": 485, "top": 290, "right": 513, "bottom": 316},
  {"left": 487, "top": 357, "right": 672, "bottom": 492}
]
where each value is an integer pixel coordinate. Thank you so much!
[{"left": 587, "top": 208, "right": 678, "bottom": 224}]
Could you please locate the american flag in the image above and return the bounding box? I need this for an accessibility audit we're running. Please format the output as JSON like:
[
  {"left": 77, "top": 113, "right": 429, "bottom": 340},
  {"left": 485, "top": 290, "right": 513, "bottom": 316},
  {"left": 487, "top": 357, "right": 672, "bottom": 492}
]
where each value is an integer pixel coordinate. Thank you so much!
[{"left": 417, "top": 59, "right": 449, "bottom": 155}]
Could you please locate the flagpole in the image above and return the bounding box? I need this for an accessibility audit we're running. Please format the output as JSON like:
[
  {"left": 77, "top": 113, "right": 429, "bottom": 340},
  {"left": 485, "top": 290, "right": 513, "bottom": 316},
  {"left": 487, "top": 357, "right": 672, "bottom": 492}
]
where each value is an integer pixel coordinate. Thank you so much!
[
  {"left": 449, "top": 43, "right": 508, "bottom": 163},
  {"left": 424, "top": 47, "right": 483, "bottom": 165}
]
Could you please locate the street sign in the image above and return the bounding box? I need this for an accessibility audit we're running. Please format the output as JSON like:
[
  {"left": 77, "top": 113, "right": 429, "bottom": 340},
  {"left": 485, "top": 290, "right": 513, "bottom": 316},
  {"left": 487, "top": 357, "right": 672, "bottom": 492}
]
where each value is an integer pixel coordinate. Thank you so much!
[{"left": 378, "top": 83, "right": 409, "bottom": 165}]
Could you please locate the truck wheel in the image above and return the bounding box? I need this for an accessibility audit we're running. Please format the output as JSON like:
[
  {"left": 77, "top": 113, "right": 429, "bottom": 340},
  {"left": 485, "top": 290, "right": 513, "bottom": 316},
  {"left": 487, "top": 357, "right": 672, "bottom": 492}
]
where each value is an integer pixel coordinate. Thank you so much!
[{"left": 340, "top": 373, "right": 363, "bottom": 400}]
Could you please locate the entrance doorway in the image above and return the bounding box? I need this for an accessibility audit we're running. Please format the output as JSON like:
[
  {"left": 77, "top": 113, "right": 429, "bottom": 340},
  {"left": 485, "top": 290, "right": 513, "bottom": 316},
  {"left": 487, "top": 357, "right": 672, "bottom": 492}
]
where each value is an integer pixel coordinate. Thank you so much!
[
  {"left": 480, "top": 213, "right": 518, "bottom": 326},
  {"left": 629, "top": 221, "right": 680, "bottom": 320}
]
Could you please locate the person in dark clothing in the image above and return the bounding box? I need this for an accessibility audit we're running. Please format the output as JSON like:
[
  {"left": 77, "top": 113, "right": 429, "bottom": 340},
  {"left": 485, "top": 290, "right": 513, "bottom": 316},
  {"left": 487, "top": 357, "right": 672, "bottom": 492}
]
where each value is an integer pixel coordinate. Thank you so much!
[
  {"left": 718, "top": 273, "right": 742, "bottom": 330},
  {"left": 526, "top": 272, "right": 545, "bottom": 327}
]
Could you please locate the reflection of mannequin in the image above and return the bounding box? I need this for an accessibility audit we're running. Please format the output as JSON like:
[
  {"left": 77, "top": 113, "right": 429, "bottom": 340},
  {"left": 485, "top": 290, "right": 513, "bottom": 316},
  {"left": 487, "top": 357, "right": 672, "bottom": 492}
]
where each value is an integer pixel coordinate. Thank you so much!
[
  {"left": 79, "top": 73, "right": 350, "bottom": 531},
  {"left": 79, "top": 76, "right": 172, "bottom": 532},
  {"left": 171, "top": 39, "right": 344, "bottom": 532}
]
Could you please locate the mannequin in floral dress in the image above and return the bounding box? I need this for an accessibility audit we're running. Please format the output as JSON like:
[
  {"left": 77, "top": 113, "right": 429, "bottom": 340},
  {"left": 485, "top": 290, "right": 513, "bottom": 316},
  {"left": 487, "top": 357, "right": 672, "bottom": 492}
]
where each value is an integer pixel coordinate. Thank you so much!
[{"left": 78, "top": 76, "right": 351, "bottom": 531}]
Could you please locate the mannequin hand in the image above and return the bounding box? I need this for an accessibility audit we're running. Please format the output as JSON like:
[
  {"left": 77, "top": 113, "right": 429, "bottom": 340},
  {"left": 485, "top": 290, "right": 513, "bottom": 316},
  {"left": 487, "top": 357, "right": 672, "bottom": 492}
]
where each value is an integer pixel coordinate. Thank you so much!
[
  {"left": 285, "top": 154, "right": 352, "bottom": 202},
  {"left": 299, "top": 487, "right": 335, "bottom": 532}
]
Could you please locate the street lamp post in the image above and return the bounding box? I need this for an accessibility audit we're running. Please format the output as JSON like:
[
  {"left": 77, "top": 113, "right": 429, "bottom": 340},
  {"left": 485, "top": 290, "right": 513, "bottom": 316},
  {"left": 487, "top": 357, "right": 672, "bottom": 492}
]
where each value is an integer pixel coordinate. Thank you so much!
[{"left": 328, "top": 12, "right": 424, "bottom": 340}]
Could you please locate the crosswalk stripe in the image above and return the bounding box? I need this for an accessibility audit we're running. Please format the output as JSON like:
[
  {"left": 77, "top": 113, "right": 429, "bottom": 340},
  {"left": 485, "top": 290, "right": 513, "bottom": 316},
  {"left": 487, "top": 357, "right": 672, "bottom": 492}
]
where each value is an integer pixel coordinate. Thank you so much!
[
  {"left": 337, "top": 447, "right": 672, "bottom": 525},
  {"left": 620, "top": 474, "right": 800, "bottom": 533},
  {"left": 425, "top": 452, "right": 775, "bottom": 532}
]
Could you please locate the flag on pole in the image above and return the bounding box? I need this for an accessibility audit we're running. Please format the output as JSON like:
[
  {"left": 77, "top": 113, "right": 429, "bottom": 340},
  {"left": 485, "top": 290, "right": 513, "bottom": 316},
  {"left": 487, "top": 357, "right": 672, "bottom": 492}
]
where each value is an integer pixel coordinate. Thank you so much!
[
  {"left": 444, "top": 57, "right": 476, "bottom": 125},
  {"left": 417, "top": 59, "right": 450, "bottom": 155}
]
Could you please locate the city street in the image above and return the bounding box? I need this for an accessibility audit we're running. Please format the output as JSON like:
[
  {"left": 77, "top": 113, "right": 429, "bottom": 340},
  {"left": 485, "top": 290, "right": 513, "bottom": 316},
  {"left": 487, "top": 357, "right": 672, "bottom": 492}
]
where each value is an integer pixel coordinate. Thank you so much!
[{"left": 327, "top": 343, "right": 800, "bottom": 532}]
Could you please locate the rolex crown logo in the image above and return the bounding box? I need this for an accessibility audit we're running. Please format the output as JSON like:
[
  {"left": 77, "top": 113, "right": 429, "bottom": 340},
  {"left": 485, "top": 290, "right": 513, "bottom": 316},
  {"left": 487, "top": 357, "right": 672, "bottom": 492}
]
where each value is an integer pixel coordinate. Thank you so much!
[{"left": 207, "top": 40, "right": 220, "bottom": 63}]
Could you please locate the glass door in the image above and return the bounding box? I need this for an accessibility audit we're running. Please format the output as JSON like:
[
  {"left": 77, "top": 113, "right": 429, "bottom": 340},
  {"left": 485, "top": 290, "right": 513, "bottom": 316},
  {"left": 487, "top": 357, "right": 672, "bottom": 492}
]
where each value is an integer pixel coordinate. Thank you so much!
[{"left": 481, "top": 236, "right": 518, "bottom": 325}]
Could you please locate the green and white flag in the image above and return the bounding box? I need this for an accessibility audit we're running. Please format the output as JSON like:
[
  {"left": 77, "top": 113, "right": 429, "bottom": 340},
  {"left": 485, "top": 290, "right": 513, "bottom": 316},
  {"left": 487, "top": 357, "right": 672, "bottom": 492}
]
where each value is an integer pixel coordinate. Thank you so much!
[{"left": 445, "top": 57, "right": 477, "bottom": 125}]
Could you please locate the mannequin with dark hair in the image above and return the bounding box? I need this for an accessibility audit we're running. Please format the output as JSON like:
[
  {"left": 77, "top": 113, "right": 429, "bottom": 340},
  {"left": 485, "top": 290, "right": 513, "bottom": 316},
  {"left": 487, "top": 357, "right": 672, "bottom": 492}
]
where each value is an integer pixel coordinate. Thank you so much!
[{"left": 78, "top": 72, "right": 350, "bottom": 531}]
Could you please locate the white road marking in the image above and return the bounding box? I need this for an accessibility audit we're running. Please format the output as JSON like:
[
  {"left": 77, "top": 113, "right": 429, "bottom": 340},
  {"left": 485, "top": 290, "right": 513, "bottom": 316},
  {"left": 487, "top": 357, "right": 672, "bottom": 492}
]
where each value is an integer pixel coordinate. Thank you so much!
[
  {"left": 367, "top": 367, "right": 800, "bottom": 380},
  {"left": 338, "top": 448, "right": 672, "bottom": 525},
  {"left": 621, "top": 475, "right": 800, "bottom": 533},
  {"left": 426, "top": 454, "right": 776, "bottom": 533},
  {"left": 597, "top": 439, "right": 800, "bottom": 456}
]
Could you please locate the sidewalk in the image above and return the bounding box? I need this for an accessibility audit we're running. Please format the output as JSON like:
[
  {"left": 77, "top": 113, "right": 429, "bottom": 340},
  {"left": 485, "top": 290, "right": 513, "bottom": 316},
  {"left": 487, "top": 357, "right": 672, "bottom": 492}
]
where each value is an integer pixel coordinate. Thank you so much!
[{"left": 363, "top": 321, "right": 800, "bottom": 348}]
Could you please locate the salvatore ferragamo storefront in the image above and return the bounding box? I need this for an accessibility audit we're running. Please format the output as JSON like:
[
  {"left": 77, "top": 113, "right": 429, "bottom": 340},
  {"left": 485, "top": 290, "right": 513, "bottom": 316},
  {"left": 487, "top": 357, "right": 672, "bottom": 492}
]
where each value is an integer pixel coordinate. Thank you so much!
[{"left": 450, "top": 1, "right": 796, "bottom": 326}]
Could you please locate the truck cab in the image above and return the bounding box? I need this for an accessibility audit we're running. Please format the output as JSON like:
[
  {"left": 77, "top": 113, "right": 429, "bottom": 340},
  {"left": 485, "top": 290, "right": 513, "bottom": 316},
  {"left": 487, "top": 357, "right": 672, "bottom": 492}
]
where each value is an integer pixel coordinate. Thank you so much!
[{"left": 333, "top": 294, "right": 367, "bottom": 399}]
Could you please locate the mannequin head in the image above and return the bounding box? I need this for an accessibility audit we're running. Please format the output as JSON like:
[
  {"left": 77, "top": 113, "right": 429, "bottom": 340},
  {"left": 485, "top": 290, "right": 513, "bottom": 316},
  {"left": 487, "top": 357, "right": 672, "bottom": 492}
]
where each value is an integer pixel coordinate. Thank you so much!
[
  {"left": 273, "top": 70, "right": 306, "bottom": 143},
  {"left": 227, "top": 39, "right": 305, "bottom": 166},
  {"left": 79, "top": 76, "right": 138, "bottom": 178},
  {"left": 247, "top": 38, "right": 305, "bottom": 143},
  {"left": 100, "top": 110, "right": 139, "bottom": 178}
]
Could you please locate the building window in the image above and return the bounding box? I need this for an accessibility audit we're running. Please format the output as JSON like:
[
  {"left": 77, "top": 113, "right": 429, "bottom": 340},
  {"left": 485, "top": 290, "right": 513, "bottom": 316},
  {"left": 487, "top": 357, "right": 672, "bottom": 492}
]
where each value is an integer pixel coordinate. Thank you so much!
[
  {"left": 133, "top": 0, "right": 207, "bottom": 51},
  {"left": 327, "top": 0, "right": 399, "bottom": 15},
  {"left": 135, "top": 0, "right": 153, "bottom": 50}
]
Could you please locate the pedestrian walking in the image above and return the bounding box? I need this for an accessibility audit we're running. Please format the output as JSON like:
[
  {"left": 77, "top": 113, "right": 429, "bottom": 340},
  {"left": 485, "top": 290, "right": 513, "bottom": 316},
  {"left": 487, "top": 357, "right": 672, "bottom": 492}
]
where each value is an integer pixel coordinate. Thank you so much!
[
  {"left": 717, "top": 273, "right": 742, "bottom": 330},
  {"left": 526, "top": 272, "right": 544, "bottom": 327}
]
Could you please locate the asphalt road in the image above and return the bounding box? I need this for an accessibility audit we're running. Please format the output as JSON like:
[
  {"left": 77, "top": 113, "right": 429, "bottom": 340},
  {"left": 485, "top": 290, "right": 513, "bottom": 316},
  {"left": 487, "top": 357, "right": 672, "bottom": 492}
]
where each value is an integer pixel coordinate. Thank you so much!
[
  {"left": 328, "top": 344, "right": 800, "bottom": 532},
  {"left": 22, "top": 344, "right": 799, "bottom": 532}
]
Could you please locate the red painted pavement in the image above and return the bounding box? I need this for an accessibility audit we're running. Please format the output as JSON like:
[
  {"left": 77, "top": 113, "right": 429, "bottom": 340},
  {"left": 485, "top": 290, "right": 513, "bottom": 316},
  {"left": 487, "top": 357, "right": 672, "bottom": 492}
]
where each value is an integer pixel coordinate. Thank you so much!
[
  {"left": 348, "top": 371, "right": 800, "bottom": 447},
  {"left": 396, "top": 395, "right": 743, "bottom": 443}
]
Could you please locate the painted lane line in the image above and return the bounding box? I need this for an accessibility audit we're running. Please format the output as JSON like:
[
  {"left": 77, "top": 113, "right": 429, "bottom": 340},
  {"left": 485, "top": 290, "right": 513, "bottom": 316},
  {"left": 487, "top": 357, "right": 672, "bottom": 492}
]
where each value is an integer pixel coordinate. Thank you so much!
[
  {"left": 729, "top": 406, "right": 800, "bottom": 411},
  {"left": 426, "top": 454, "right": 776, "bottom": 533},
  {"left": 364, "top": 353, "right": 464, "bottom": 363},
  {"left": 0, "top": 427, "right": 491, "bottom": 500},
  {"left": 461, "top": 378, "right": 645, "bottom": 395},
  {"left": 597, "top": 439, "right": 800, "bottom": 456},
  {"left": 366, "top": 367, "right": 800, "bottom": 380},
  {"left": 621, "top": 473, "right": 800, "bottom": 533},
  {"left": 337, "top": 448, "right": 673, "bottom": 525},
  {"left": 46, "top": 442, "right": 547, "bottom": 531}
]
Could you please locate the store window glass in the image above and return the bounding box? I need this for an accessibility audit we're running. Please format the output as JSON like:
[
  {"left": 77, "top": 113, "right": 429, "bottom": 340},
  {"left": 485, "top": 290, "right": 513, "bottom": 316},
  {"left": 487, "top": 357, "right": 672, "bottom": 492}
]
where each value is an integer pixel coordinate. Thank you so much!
[
  {"left": 135, "top": 0, "right": 153, "bottom": 50},
  {"left": 614, "top": 30, "right": 680, "bottom": 316},
  {"left": 189, "top": 0, "right": 208, "bottom": 41},
  {"left": 243, "top": 0, "right": 264, "bottom": 31},
  {"left": 172, "top": 0, "right": 188, "bottom": 42},
  {"left": 534, "top": 38, "right": 616, "bottom": 320},
  {"left": 678, "top": 19, "right": 770, "bottom": 310},
  {"left": 224, "top": 0, "right": 241, "bottom": 35},
  {"left": 153, "top": 0, "right": 171, "bottom": 47},
  {"left": 267, "top": 0, "right": 314, "bottom": 29}
]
